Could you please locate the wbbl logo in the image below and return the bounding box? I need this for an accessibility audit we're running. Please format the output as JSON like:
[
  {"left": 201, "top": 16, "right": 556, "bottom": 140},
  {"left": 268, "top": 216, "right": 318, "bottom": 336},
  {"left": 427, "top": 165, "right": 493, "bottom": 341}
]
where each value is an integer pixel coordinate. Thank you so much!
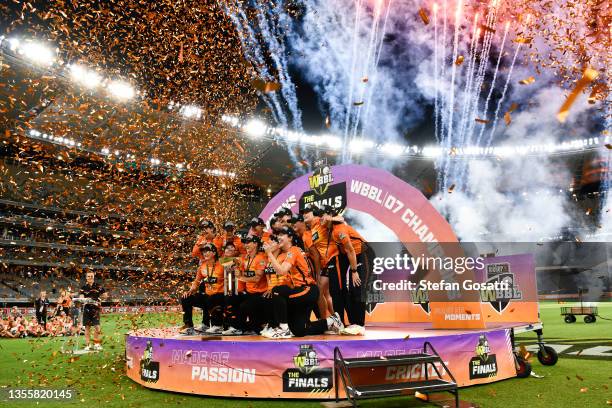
[
  {"left": 308, "top": 164, "right": 334, "bottom": 195},
  {"left": 282, "top": 344, "right": 332, "bottom": 393},
  {"left": 139, "top": 340, "right": 160, "bottom": 383},
  {"left": 468, "top": 334, "right": 498, "bottom": 379},
  {"left": 480, "top": 263, "right": 522, "bottom": 313}
]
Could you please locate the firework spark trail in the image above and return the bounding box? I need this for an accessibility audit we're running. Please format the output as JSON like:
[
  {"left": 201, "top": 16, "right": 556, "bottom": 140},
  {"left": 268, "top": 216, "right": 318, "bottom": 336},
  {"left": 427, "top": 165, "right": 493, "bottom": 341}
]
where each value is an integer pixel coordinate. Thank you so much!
[
  {"left": 257, "top": 3, "right": 303, "bottom": 130},
  {"left": 343, "top": 0, "right": 364, "bottom": 162},
  {"left": 225, "top": 2, "right": 288, "bottom": 126},
  {"left": 361, "top": 0, "right": 393, "bottom": 136},
  {"left": 434, "top": 3, "right": 439, "bottom": 143},
  {"left": 350, "top": 0, "right": 384, "bottom": 145},
  {"left": 474, "top": 21, "right": 510, "bottom": 147},
  {"left": 456, "top": 14, "right": 481, "bottom": 147},
  {"left": 485, "top": 41, "right": 523, "bottom": 148},
  {"left": 462, "top": 1, "right": 499, "bottom": 146},
  {"left": 441, "top": 0, "right": 464, "bottom": 191},
  {"left": 436, "top": 0, "right": 449, "bottom": 189}
]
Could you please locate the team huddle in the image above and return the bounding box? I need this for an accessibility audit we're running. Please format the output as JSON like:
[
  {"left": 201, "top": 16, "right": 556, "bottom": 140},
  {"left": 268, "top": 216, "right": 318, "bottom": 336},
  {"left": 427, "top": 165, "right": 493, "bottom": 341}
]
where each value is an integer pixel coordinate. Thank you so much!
[{"left": 179, "top": 205, "right": 372, "bottom": 339}]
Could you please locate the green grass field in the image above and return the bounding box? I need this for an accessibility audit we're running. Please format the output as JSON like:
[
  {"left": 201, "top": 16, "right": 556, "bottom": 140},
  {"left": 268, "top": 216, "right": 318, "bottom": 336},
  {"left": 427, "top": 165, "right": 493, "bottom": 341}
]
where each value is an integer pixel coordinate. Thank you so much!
[{"left": 1, "top": 302, "right": 610, "bottom": 408}]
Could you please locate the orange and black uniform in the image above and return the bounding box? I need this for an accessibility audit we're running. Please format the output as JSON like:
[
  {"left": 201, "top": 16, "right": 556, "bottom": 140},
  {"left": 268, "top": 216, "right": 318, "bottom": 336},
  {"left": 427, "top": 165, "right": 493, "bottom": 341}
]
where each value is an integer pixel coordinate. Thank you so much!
[
  {"left": 54, "top": 294, "right": 72, "bottom": 316},
  {"left": 332, "top": 223, "right": 369, "bottom": 326},
  {"left": 310, "top": 217, "right": 339, "bottom": 274},
  {"left": 191, "top": 235, "right": 221, "bottom": 261},
  {"left": 271, "top": 246, "right": 327, "bottom": 337},
  {"left": 180, "top": 261, "right": 225, "bottom": 328},
  {"left": 236, "top": 252, "right": 268, "bottom": 332},
  {"left": 213, "top": 234, "right": 246, "bottom": 255}
]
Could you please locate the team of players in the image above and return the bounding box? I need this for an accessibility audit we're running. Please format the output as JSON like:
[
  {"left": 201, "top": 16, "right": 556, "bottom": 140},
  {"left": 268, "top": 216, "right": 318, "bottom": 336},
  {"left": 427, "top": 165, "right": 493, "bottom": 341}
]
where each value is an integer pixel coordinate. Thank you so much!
[{"left": 179, "top": 205, "right": 371, "bottom": 339}]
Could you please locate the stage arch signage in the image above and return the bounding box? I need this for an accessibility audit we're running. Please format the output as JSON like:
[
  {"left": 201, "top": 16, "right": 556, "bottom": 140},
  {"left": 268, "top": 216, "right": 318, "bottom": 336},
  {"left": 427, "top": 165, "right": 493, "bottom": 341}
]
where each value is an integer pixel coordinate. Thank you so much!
[{"left": 260, "top": 163, "right": 459, "bottom": 244}]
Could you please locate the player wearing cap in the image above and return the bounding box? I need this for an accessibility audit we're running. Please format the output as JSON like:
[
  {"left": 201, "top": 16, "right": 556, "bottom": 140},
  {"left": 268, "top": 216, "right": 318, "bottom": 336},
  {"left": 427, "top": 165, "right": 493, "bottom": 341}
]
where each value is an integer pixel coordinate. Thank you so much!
[
  {"left": 192, "top": 220, "right": 221, "bottom": 261},
  {"left": 180, "top": 243, "right": 225, "bottom": 335},
  {"left": 262, "top": 227, "right": 343, "bottom": 339},
  {"left": 247, "top": 217, "right": 272, "bottom": 243},
  {"left": 274, "top": 208, "right": 293, "bottom": 228},
  {"left": 233, "top": 235, "right": 268, "bottom": 334},
  {"left": 321, "top": 206, "right": 368, "bottom": 334},
  {"left": 214, "top": 221, "right": 245, "bottom": 255},
  {"left": 269, "top": 216, "right": 284, "bottom": 235}
]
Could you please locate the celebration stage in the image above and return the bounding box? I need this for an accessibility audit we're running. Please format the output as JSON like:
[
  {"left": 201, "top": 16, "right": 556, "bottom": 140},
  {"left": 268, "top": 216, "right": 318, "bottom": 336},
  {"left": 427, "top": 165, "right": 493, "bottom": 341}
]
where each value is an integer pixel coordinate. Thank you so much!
[
  {"left": 125, "top": 321, "right": 533, "bottom": 399},
  {"left": 125, "top": 165, "right": 546, "bottom": 399}
]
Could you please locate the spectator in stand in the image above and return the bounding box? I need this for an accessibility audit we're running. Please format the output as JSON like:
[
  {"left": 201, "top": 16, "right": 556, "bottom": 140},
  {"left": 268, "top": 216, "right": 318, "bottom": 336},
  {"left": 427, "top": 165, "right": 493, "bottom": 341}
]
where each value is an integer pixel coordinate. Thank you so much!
[{"left": 35, "top": 290, "right": 49, "bottom": 326}]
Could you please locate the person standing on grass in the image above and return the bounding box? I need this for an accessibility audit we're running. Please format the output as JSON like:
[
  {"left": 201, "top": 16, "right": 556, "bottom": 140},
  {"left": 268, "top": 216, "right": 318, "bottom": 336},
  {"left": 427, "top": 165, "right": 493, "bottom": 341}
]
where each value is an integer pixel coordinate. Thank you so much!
[
  {"left": 35, "top": 290, "right": 49, "bottom": 326},
  {"left": 79, "top": 271, "right": 107, "bottom": 351}
]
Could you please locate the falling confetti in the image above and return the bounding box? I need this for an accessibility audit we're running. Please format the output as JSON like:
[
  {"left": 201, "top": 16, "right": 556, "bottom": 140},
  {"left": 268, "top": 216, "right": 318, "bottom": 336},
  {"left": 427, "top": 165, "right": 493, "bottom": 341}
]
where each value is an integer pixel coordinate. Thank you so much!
[
  {"left": 418, "top": 8, "right": 430, "bottom": 25},
  {"left": 556, "top": 68, "right": 599, "bottom": 123}
]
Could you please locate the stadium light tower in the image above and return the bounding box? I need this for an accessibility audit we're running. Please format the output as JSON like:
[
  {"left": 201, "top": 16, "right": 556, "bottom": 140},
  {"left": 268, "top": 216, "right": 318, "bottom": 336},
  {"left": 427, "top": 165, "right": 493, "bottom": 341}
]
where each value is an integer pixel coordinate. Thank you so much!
[
  {"left": 106, "top": 80, "right": 135, "bottom": 100},
  {"left": 13, "top": 39, "right": 56, "bottom": 66},
  {"left": 243, "top": 119, "right": 267, "bottom": 138},
  {"left": 179, "top": 105, "right": 202, "bottom": 120},
  {"left": 69, "top": 64, "right": 102, "bottom": 88}
]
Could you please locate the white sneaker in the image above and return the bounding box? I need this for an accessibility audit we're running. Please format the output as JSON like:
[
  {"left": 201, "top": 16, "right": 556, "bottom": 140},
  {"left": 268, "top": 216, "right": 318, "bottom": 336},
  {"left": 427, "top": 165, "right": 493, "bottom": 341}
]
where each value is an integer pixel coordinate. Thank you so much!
[
  {"left": 261, "top": 326, "right": 276, "bottom": 338},
  {"left": 269, "top": 327, "right": 292, "bottom": 339},
  {"left": 222, "top": 327, "right": 243, "bottom": 336},
  {"left": 93, "top": 343, "right": 103, "bottom": 351},
  {"left": 83, "top": 345, "right": 91, "bottom": 351},
  {"left": 327, "top": 312, "right": 344, "bottom": 334},
  {"left": 342, "top": 324, "right": 366, "bottom": 335},
  {"left": 199, "top": 324, "right": 209, "bottom": 333},
  {"left": 205, "top": 325, "right": 223, "bottom": 334},
  {"left": 259, "top": 324, "right": 272, "bottom": 336}
]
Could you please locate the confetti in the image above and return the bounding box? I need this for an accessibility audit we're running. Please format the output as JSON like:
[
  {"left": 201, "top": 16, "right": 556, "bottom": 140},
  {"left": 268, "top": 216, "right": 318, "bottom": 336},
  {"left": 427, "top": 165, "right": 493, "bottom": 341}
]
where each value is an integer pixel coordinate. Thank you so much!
[
  {"left": 504, "top": 111, "right": 512, "bottom": 126},
  {"left": 455, "top": 55, "right": 464, "bottom": 65},
  {"left": 557, "top": 68, "right": 599, "bottom": 123},
  {"left": 475, "top": 118, "right": 490, "bottom": 124},
  {"left": 418, "top": 8, "right": 430, "bottom": 25},
  {"left": 519, "top": 76, "right": 536, "bottom": 85}
]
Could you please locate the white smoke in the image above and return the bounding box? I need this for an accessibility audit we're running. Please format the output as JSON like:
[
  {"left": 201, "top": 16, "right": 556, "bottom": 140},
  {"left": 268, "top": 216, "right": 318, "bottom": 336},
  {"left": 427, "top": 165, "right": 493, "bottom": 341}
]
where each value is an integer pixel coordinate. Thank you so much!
[
  {"left": 432, "top": 86, "right": 598, "bottom": 241},
  {"left": 230, "top": 0, "right": 607, "bottom": 241}
]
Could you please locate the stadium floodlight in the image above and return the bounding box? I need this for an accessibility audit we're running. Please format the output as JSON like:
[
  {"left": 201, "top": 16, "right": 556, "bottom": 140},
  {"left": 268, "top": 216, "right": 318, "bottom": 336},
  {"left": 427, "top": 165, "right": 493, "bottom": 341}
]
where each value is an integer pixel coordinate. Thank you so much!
[
  {"left": 325, "top": 136, "right": 342, "bottom": 149},
  {"left": 179, "top": 104, "right": 202, "bottom": 120},
  {"left": 18, "top": 41, "right": 56, "bottom": 66},
  {"left": 106, "top": 80, "right": 135, "bottom": 100},
  {"left": 349, "top": 139, "right": 375, "bottom": 154},
  {"left": 7, "top": 38, "right": 19, "bottom": 51},
  {"left": 379, "top": 142, "right": 406, "bottom": 157},
  {"left": 243, "top": 119, "right": 267, "bottom": 138},
  {"left": 69, "top": 64, "right": 102, "bottom": 88},
  {"left": 422, "top": 146, "right": 443, "bottom": 158}
]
